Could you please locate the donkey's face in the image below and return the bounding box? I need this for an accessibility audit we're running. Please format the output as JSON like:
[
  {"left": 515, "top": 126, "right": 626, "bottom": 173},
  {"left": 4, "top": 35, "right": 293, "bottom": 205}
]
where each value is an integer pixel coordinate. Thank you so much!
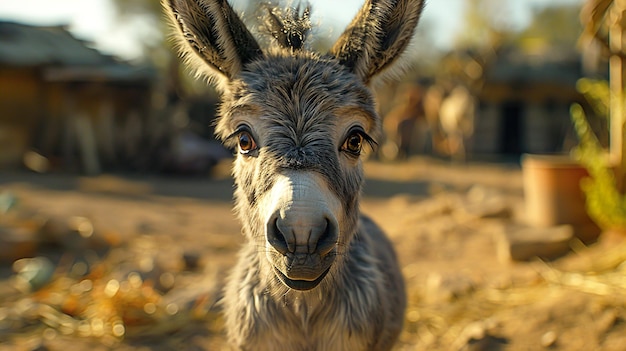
[
  {"left": 219, "top": 56, "right": 378, "bottom": 290},
  {"left": 164, "top": 0, "right": 424, "bottom": 291}
]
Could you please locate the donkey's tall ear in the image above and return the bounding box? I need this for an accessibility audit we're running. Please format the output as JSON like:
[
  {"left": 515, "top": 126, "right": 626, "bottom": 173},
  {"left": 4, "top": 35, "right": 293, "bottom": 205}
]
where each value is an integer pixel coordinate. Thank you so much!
[
  {"left": 330, "top": 0, "right": 424, "bottom": 85},
  {"left": 163, "top": 0, "right": 263, "bottom": 90}
]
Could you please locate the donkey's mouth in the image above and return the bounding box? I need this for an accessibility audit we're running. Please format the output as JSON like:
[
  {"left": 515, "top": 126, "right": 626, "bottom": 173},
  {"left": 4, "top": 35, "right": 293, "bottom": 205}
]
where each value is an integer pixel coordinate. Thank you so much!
[{"left": 274, "top": 267, "right": 331, "bottom": 291}]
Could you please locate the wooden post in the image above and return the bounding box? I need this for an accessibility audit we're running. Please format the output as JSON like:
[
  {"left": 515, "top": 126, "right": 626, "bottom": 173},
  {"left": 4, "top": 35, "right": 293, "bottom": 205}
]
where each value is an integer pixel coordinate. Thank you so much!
[
  {"left": 62, "top": 86, "right": 77, "bottom": 170},
  {"left": 75, "top": 113, "right": 101, "bottom": 175},
  {"left": 609, "top": 6, "right": 626, "bottom": 191},
  {"left": 97, "top": 97, "right": 116, "bottom": 165}
]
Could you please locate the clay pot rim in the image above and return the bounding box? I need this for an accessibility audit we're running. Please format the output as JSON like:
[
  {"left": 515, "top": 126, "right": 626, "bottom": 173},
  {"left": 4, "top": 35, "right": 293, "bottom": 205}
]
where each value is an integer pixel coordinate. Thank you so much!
[{"left": 521, "top": 153, "right": 582, "bottom": 169}]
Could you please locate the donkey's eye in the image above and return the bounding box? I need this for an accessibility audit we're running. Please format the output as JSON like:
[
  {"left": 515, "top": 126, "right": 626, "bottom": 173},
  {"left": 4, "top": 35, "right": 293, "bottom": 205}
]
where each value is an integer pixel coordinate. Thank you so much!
[
  {"left": 342, "top": 131, "right": 364, "bottom": 155},
  {"left": 238, "top": 131, "right": 257, "bottom": 154}
]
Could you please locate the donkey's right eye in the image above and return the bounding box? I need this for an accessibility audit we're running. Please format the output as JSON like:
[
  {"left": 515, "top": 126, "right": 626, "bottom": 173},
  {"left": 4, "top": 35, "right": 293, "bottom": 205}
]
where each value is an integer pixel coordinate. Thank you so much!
[{"left": 238, "top": 131, "right": 257, "bottom": 155}]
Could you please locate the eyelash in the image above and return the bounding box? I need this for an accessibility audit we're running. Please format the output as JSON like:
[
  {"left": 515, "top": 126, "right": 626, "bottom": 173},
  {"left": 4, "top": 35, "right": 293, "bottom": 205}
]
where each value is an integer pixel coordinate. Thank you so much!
[
  {"left": 227, "top": 125, "right": 259, "bottom": 156},
  {"left": 226, "top": 126, "right": 376, "bottom": 157},
  {"left": 340, "top": 127, "right": 376, "bottom": 156}
]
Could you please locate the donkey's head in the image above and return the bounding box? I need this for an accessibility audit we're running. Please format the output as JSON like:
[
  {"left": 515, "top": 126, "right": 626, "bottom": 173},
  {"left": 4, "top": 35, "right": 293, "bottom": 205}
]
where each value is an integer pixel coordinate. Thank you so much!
[{"left": 164, "top": 0, "right": 423, "bottom": 291}]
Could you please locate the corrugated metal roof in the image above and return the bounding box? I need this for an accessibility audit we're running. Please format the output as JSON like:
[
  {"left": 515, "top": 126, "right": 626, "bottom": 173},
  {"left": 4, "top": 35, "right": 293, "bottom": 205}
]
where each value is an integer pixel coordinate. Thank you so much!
[{"left": 0, "top": 21, "right": 113, "bottom": 67}]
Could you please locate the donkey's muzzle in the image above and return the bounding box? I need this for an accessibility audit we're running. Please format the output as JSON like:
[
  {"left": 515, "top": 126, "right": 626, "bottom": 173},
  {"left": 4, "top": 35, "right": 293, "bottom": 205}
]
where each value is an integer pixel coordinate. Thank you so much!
[
  {"left": 267, "top": 211, "right": 339, "bottom": 290},
  {"left": 264, "top": 171, "right": 341, "bottom": 290},
  {"left": 274, "top": 265, "right": 331, "bottom": 291},
  {"left": 266, "top": 212, "right": 338, "bottom": 290},
  {"left": 267, "top": 215, "right": 338, "bottom": 256}
]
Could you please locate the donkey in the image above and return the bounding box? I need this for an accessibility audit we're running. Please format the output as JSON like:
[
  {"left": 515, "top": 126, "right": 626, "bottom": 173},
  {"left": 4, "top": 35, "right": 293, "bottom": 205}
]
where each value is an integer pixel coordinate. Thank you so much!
[{"left": 163, "top": 0, "right": 424, "bottom": 349}]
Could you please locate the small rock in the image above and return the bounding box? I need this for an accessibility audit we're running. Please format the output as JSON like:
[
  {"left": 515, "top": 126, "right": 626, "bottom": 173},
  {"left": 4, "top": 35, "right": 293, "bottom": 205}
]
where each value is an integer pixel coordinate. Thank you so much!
[
  {"left": 541, "top": 330, "right": 557, "bottom": 347},
  {"left": 30, "top": 343, "right": 50, "bottom": 351},
  {"left": 183, "top": 251, "right": 202, "bottom": 271},
  {"left": 38, "top": 216, "right": 70, "bottom": 245},
  {"left": 458, "top": 186, "right": 512, "bottom": 220},
  {"left": 13, "top": 257, "right": 55, "bottom": 292},
  {"left": 0, "top": 191, "right": 18, "bottom": 213},
  {"left": 461, "top": 334, "right": 508, "bottom": 351},
  {"left": 425, "top": 273, "right": 474, "bottom": 303},
  {"left": 462, "top": 321, "right": 487, "bottom": 340},
  {"left": 0, "top": 225, "right": 38, "bottom": 263},
  {"left": 496, "top": 224, "right": 573, "bottom": 262},
  {"left": 38, "top": 215, "right": 114, "bottom": 251},
  {"left": 454, "top": 320, "right": 507, "bottom": 351}
]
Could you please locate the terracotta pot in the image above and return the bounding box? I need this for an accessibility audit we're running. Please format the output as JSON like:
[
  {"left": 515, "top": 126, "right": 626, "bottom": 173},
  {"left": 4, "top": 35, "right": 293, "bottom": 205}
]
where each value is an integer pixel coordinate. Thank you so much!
[{"left": 522, "top": 154, "right": 600, "bottom": 243}]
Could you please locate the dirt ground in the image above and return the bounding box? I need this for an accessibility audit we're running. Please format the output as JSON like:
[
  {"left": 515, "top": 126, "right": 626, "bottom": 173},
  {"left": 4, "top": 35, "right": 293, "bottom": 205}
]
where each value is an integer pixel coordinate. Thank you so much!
[{"left": 1, "top": 157, "right": 626, "bottom": 351}]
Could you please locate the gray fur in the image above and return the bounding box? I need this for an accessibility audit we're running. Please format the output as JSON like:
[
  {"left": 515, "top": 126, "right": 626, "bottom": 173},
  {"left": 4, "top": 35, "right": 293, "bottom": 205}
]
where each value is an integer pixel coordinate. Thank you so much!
[
  {"left": 262, "top": 3, "right": 312, "bottom": 51},
  {"left": 331, "top": 0, "right": 425, "bottom": 85},
  {"left": 162, "top": 0, "right": 423, "bottom": 350}
]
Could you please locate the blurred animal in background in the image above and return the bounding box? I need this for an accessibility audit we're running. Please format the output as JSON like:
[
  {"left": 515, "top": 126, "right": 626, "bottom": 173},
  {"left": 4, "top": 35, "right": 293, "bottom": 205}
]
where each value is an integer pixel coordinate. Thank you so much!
[
  {"left": 163, "top": 0, "right": 424, "bottom": 349},
  {"left": 381, "top": 83, "right": 428, "bottom": 159},
  {"left": 379, "top": 48, "right": 493, "bottom": 161},
  {"left": 437, "top": 84, "right": 476, "bottom": 161},
  {"left": 431, "top": 49, "right": 495, "bottom": 161},
  {"left": 381, "top": 82, "right": 476, "bottom": 161}
]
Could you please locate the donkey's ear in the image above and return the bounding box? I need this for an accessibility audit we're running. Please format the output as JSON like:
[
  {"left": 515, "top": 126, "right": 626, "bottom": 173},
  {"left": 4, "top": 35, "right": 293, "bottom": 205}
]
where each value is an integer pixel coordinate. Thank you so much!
[
  {"left": 330, "top": 0, "right": 424, "bottom": 85},
  {"left": 163, "top": 0, "right": 263, "bottom": 89}
]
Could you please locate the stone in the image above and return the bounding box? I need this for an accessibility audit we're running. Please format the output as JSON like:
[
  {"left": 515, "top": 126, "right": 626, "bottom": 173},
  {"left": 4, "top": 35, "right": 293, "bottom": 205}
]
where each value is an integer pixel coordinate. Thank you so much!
[
  {"left": 541, "top": 331, "right": 558, "bottom": 347},
  {"left": 0, "top": 225, "right": 38, "bottom": 263},
  {"left": 182, "top": 251, "right": 202, "bottom": 271},
  {"left": 457, "top": 185, "right": 512, "bottom": 220},
  {"left": 496, "top": 224, "right": 574, "bottom": 262},
  {"left": 12, "top": 257, "right": 55, "bottom": 292},
  {"left": 38, "top": 216, "right": 70, "bottom": 246},
  {"left": 0, "top": 191, "right": 18, "bottom": 214},
  {"left": 453, "top": 320, "right": 508, "bottom": 351},
  {"left": 460, "top": 334, "right": 508, "bottom": 351},
  {"left": 424, "top": 272, "right": 474, "bottom": 303},
  {"left": 38, "top": 215, "right": 116, "bottom": 252}
]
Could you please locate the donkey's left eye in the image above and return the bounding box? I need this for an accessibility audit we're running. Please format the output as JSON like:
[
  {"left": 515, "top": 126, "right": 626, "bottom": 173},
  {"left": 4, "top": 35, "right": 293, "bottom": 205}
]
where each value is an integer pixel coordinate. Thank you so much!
[
  {"left": 238, "top": 131, "right": 257, "bottom": 154},
  {"left": 342, "top": 131, "right": 364, "bottom": 155}
]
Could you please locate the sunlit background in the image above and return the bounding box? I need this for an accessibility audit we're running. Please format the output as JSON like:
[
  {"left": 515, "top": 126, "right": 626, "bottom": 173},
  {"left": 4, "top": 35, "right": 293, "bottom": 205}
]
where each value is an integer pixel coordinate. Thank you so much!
[
  {"left": 0, "top": 0, "right": 590, "bottom": 174},
  {"left": 0, "top": 0, "right": 584, "bottom": 60},
  {"left": 4, "top": 1, "right": 626, "bottom": 351}
]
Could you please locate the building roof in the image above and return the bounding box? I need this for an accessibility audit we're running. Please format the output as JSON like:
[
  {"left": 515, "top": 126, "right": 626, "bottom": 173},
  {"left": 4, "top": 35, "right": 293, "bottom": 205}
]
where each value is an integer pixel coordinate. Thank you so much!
[
  {"left": 486, "top": 47, "right": 585, "bottom": 87},
  {"left": 0, "top": 21, "right": 114, "bottom": 66},
  {"left": 0, "top": 21, "right": 154, "bottom": 82}
]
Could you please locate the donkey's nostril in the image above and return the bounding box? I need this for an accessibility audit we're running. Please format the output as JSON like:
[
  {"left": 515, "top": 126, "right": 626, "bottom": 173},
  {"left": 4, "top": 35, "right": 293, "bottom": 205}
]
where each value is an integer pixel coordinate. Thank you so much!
[
  {"left": 312, "top": 218, "right": 338, "bottom": 255},
  {"left": 267, "top": 217, "right": 289, "bottom": 254},
  {"left": 267, "top": 210, "right": 338, "bottom": 256}
]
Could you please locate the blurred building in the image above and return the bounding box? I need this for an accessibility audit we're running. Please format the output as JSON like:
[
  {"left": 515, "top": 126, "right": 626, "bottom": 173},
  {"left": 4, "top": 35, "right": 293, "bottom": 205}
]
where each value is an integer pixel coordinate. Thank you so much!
[
  {"left": 473, "top": 47, "right": 591, "bottom": 158},
  {"left": 0, "top": 21, "right": 156, "bottom": 173}
]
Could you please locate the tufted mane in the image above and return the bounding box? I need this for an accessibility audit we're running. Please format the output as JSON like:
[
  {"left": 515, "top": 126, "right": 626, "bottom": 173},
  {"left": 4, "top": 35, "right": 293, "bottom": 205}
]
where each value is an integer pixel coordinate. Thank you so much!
[{"left": 261, "top": 2, "right": 312, "bottom": 51}]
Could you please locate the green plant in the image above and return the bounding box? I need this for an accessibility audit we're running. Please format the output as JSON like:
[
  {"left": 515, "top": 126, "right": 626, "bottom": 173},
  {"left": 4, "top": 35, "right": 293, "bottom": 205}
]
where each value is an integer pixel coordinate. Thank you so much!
[{"left": 571, "top": 78, "right": 626, "bottom": 230}]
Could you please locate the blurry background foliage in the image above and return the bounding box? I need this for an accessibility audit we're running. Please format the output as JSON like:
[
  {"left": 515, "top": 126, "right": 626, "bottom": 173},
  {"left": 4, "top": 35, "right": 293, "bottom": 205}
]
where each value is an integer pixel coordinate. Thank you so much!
[
  {"left": 572, "top": 79, "right": 626, "bottom": 230},
  {"left": 455, "top": 0, "right": 581, "bottom": 52}
]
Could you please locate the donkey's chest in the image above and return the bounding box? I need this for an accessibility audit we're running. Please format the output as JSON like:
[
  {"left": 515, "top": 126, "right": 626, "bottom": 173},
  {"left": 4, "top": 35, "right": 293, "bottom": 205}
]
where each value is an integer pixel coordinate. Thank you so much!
[
  {"left": 244, "top": 304, "right": 371, "bottom": 351},
  {"left": 248, "top": 332, "right": 368, "bottom": 351}
]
